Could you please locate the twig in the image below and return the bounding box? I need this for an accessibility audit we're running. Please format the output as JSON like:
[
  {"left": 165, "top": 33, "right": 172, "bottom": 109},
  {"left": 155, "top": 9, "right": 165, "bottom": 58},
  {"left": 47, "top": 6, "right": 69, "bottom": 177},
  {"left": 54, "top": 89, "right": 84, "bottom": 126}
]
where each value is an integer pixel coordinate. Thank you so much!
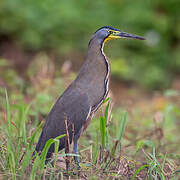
[{"left": 64, "top": 114, "right": 70, "bottom": 171}]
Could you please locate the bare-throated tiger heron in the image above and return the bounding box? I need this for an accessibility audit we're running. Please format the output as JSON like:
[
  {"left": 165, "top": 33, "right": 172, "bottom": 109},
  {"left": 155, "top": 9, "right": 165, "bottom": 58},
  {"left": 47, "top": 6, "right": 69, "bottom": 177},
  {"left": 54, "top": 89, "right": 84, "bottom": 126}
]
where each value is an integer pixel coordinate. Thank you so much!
[{"left": 34, "top": 26, "right": 145, "bottom": 168}]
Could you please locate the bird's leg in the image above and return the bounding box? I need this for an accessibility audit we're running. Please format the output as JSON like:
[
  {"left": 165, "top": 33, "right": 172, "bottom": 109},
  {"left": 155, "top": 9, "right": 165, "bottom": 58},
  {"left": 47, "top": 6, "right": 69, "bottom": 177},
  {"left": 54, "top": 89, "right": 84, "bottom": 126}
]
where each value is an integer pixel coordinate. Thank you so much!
[{"left": 73, "top": 135, "right": 80, "bottom": 169}]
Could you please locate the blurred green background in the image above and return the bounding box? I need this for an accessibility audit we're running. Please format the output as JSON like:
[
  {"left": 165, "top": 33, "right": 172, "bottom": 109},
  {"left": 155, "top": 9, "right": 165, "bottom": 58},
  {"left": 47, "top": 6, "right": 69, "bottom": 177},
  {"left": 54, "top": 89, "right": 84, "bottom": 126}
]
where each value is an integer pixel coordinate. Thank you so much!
[
  {"left": 0, "top": 0, "right": 179, "bottom": 90},
  {"left": 0, "top": 1, "right": 180, "bottom": 178}
]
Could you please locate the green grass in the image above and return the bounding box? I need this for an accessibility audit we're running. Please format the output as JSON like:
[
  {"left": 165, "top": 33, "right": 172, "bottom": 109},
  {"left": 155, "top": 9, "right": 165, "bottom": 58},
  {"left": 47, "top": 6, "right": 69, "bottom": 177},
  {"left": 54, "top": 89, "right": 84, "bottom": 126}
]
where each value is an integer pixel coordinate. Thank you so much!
[{"left": 0, "top": 90, "right": 179, "bottom": 179}]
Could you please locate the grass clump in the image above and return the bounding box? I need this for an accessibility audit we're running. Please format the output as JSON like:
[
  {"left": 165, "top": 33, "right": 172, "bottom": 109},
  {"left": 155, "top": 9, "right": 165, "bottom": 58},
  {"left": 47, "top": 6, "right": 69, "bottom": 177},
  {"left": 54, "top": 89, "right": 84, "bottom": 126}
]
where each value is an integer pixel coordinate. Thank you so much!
[{"left": 0, "top": 90, "right": 179, "bottom": 179}]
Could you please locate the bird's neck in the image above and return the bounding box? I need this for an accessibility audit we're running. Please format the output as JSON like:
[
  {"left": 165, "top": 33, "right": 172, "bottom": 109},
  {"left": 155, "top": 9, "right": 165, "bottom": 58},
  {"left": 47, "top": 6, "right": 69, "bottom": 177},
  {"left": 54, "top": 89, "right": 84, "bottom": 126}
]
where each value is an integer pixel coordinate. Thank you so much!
[
  {"left": 87, "top": 37, "right": 105, "bottom": 56},
  {"left": 74, "top": 37, "right": 110, "bottom": 108},
  {"left": 87, "top": 37, "right": 109, "bottom": 70},
  {"left": 85, "top": 38, "right": 107, "bottom": 69}
]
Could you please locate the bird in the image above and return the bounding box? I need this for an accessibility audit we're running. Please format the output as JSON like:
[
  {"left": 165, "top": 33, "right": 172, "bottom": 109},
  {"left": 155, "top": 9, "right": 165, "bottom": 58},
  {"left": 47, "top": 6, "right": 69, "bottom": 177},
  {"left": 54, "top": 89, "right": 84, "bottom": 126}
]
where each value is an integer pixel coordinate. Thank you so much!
[{"left": 34, "top": 26, "right": 145, "bottom": 168}]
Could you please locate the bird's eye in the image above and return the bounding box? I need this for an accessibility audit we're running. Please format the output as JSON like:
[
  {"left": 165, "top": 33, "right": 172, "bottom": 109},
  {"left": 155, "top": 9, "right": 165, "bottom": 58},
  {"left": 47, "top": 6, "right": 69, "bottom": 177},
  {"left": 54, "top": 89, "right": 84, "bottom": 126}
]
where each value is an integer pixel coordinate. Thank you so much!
[{"left": 108, "top": 30, "right": 113, "bottom": 34}]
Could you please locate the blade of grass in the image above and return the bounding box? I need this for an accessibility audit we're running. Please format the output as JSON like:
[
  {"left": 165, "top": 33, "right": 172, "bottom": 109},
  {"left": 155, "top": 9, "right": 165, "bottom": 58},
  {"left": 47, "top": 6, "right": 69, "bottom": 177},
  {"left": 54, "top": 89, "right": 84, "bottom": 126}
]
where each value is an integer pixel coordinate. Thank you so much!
[
  {"left": 103, "top": 97, "right": 110, "bottom": 104},
  {"left": 5, "top": 89, "right": 12, "bottom": 134},
  {"left": 104, "top": 102, "right": 110, "bottom": 123},
  {"left": 132, "top": 164, "right": 149, "bottom": 180},
  {"left": 8, "top": 150, "right": 16, "bottom": 180},
  {"left": 20, "top": 148, "right": 33, "bottom": 175},
  {"left": 99, "top": 116, "right": 106, "bottom": 149},
  {"left": 53, "top": 138, "right": 60, "bottom": 169},
  {"left": 104, "top": 102, "right": 110, "bottom": 147},
  {"left": 93, "top": 133, "right": 99, "bottom": 164},
  {"left": 30, "top": 154, "right": 41, "bottom": 180},
  {"left": 20, "top": 103, "right": 31, "bottom": 143},
  {"left": 118, "top": 111, "right": 127, "bottom": 151}
]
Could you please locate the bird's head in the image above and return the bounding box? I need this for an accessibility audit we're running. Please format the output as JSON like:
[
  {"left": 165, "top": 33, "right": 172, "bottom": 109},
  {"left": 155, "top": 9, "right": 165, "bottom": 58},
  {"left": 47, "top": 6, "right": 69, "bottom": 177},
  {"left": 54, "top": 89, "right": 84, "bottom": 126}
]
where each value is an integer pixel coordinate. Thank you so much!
[{"left": 91, "top": 26, "right": 145, "bottom": 45}]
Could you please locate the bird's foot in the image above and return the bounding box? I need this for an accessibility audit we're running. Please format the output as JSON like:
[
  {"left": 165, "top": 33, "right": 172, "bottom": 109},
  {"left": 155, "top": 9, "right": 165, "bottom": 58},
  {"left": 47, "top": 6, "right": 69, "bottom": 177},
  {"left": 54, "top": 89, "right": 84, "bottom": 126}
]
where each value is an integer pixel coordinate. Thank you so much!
[
  {"left": 65, "top": 158, "right": 70, "bottom": 171},
  {"left": 74, "top": 155, "right": 80, "bottom": 170}
]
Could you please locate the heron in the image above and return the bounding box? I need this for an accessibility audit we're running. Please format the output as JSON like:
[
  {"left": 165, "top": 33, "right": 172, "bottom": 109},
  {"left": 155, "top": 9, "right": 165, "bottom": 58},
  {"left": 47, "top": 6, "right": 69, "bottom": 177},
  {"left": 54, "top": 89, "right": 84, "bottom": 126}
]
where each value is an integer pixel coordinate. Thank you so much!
[{"left": 34, "top": 26, "right": 145, "bottom": 168}]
